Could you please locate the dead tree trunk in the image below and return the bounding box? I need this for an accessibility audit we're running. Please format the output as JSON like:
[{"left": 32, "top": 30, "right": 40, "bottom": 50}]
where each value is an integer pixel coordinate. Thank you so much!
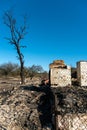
[
  {"left": 16, "top": 43, "right": 25, "bottom": 84},
  {"left": 3, "top": 10, "right": 28, "bottom": 84}
]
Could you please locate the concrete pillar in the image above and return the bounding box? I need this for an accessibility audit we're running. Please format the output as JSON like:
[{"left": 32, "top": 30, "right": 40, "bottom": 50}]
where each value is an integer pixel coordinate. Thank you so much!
[
  {"left": 49, "top": 60, "right": 71, "bottom": 87},
  {"left": 77, "top": 61, "right": 87, "bottom": 86}
]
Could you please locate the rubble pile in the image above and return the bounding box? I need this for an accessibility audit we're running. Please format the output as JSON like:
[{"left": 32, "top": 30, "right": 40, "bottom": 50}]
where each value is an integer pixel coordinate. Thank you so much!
[
  {"left": 0, "top": 85, "right": 53, "bottom": 130},
  {"left": 49, "top": 60, "right": 66, "bottom": 69}
]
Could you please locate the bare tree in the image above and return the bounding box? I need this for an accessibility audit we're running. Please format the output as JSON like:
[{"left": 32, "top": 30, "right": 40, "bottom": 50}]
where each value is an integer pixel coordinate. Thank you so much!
[
  {"left": 0, "top": 62, "right": 19, "bottom": 77},
  {"left": 28, "top": 65, "right": 44, "bottom": 79},
  {"left": 3, "top": 10, "right": 28, "bottom": 84}
]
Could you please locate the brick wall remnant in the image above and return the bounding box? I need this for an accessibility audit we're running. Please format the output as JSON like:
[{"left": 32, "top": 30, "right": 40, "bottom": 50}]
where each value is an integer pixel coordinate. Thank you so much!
[{"left": 49, "top": 60, "right": 71, "bottom": 87}]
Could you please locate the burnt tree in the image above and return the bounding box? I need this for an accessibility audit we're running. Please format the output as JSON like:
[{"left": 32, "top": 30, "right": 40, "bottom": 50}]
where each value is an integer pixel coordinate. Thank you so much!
[{"left": 3, "top": 11, "right": 28, "bottom": 84}]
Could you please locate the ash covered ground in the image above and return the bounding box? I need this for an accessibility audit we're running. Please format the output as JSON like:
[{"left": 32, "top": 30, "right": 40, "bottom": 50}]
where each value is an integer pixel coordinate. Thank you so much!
[{"left": 53, "top": 86, "right": 87, "bottom": 114}]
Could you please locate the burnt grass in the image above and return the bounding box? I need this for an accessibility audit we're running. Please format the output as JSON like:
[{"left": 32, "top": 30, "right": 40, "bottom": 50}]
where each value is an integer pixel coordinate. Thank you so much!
[
  {"left": 52, "top": 86, "right": 87, "bottom": 115},
  {"left": 28, "top": 85, "right": 87, "bottom": 128}
]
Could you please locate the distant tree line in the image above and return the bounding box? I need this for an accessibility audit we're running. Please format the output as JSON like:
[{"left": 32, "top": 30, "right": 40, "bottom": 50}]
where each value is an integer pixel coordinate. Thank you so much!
[{"left": 0, "top": 62, "right": 48, "bottom": 80}]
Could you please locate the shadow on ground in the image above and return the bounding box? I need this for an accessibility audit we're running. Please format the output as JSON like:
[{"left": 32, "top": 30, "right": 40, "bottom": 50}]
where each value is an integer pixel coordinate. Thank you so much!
[{"left": 20, "top": 85, "right": 54, "bottom": 130}]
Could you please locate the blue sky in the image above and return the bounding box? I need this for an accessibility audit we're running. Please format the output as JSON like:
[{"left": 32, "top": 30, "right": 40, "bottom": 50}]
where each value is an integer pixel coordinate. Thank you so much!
[{"left": 0, "top": 0, "right": 87, "bottom": 70}]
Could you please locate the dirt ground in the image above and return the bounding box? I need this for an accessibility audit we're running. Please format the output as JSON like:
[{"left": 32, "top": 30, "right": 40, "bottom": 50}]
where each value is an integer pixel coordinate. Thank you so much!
[{"left": 0, "top": 77, "right": 53, "bottom": 130}]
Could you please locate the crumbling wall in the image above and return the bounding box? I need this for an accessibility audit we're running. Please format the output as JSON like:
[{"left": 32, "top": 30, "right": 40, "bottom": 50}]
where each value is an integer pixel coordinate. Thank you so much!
[
  {"left": 50, "top": 60, "right": 71, "bottom": 87},
  {"left": 77, "top": 61, "right": 87, "bottom": 86}
]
